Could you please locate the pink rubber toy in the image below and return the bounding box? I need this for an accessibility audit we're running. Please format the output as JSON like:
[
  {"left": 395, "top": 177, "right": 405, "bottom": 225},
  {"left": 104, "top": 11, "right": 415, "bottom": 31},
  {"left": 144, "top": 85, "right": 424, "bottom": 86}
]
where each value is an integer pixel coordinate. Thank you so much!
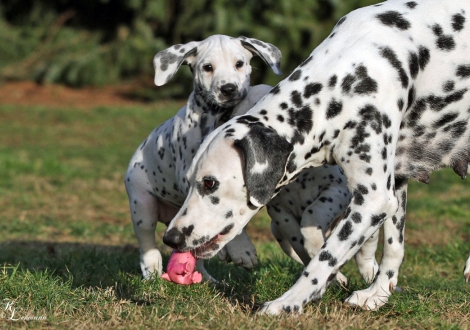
[{"left": 161, "top": 250, "right": 202, "bottom": 285}]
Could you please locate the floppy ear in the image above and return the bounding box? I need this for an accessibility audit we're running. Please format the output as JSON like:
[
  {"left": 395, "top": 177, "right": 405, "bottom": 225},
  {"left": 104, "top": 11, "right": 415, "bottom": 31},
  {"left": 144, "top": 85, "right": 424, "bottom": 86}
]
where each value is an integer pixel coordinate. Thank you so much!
[
  {"left": 237, "top": 36, "right": 282, "bottom": 76},
  {"left": 234, "top": 125, "right": 293, "bottom": 207},
  {"left": 153, "top": 41, "right": 199, "bottom": 86}
]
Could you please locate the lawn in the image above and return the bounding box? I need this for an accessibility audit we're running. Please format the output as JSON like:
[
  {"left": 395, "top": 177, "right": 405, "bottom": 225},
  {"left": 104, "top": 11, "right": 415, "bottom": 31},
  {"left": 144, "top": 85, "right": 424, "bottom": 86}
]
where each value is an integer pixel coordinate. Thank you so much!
[{"left": 1, "top": 103, "right": 470, "bottom": 329}]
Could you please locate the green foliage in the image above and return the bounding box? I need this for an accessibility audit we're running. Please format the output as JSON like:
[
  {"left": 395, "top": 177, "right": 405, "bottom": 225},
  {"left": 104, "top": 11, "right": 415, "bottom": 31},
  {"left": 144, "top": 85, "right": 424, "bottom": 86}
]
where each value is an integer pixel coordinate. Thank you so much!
[{"left": 0, "top": 0, "right": 380, "bottom": 91}]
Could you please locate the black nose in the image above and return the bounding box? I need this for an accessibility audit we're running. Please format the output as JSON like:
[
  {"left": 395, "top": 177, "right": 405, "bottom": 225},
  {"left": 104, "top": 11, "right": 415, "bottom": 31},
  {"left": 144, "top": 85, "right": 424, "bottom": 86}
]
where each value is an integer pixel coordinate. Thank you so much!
[
  {"left": 163, "top": 227, "right": 185, "bottom": 249},
  {"left": 220, "top": 83, "right": 237, "bottom": 97}
]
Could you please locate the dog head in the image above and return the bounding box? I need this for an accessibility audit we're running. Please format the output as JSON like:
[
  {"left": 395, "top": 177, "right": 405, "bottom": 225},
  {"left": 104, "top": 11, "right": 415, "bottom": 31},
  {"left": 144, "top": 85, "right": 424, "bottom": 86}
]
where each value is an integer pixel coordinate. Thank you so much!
[
  {"left": 153, "top": 35, "right": 282, "bottom": 108},
  {"left": 163, "top": 122, "right": 293, "bottom": 258}
]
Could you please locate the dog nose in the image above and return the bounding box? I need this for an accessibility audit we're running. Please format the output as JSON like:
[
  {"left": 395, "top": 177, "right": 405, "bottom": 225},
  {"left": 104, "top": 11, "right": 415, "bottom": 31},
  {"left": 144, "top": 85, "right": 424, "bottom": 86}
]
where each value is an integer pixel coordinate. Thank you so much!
[
  {"left": 220, "top": 83, "right": 237, "bottom": 97},
  {"left": 163, "top": 227, "right": 185, "bottom": 249}
]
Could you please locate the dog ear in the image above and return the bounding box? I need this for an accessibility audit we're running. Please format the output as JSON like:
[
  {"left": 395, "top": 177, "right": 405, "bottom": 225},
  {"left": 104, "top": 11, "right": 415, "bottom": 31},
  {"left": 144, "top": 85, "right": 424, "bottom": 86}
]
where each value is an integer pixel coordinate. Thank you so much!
[
  {"left": 153, "top": 41, "right": 199, "bottom": 86},
  {"left": 237, "top": 36, "right": 282, "bottom": 76},
  {"left": 234, "top": 125, "right": 293, "bottom": 207}
]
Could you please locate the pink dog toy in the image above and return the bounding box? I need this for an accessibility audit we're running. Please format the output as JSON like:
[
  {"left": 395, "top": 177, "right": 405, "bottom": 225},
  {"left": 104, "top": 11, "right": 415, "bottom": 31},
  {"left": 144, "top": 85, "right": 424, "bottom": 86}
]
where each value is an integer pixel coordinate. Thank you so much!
[{"left": 161, "top": 250, "right": 202, "bottom": 285}]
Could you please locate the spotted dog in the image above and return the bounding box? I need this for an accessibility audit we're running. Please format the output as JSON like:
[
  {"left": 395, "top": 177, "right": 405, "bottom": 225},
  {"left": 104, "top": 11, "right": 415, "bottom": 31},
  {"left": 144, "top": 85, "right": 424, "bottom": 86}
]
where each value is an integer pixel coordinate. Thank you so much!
[
  {"left": 125, "top": 35, "right": 282, "bottom": 280},
  {"left": 268, "top": 164, "right": 379, "bottom": 285},
  {"left": 163, "top": 0, "right": 470, "bottom": 314}
]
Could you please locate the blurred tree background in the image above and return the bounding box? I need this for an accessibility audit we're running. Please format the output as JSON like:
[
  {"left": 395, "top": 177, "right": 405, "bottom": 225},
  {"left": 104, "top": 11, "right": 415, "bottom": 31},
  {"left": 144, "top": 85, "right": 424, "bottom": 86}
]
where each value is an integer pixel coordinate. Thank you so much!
[{"left": 0, "top": 0, "right": 380, "bottom": 98}]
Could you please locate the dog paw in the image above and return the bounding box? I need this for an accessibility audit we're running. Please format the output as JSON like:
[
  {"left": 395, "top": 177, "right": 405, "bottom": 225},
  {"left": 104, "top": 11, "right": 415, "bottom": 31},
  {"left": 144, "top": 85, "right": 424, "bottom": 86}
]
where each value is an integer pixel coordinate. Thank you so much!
[
  {"left": 464, "top": 252, "right": 470, "bottom": 283},
  {"left": 258, "top": 299, "right": 303, "bottom": 315},
  {"left": 344, "top": 285, "right": 392, "bottom": 310},
  {"left": 219, "top": 238, "right": 258, "bottom": 270},
  {"left": 140, "top": 249, "right": 163, "bottom": 280},
  {"left": 335, "top": 271, "right": 348, "bottom": 286}
]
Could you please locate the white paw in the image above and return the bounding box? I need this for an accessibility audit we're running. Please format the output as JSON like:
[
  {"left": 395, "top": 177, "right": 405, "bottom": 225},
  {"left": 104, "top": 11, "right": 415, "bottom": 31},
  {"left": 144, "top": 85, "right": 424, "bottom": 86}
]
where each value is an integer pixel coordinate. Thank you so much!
[
  {"left": 335, "top": 272, "right": 348, "bottom": 286},
  {"left": 195, "top": 259, "right": 218, "bottom": 283},
  {"left": 464, "top": 252, "right": 470, "bottom": 283},
  {"left": 140, "top": 249, "right": 163, "bottom": 280},
  {"left": 344, "top": 285, "right": 391, "bottom": 310},
  {"left": 258, "top": 298, "right": 303, "bottom": 315}
]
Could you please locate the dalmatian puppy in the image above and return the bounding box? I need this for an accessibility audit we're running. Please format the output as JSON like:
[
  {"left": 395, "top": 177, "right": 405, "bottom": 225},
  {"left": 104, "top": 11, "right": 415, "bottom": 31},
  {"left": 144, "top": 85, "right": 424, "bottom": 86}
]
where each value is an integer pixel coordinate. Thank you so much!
[
  {"left": 125, "top": 35, "right": 282, "bottom": 280},
  {"left": 163, "top": 0, "right": 470, "bottom": 314},
  {"left": 267, "top": 164, "right": 379, "bottom": 285}
]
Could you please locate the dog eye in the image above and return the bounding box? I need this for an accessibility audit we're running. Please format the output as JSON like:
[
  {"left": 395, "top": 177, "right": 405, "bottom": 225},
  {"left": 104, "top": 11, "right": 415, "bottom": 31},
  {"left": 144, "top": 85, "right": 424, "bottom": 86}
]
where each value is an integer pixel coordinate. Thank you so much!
[
  {"left": 204, "top": 179, "right": 215, "bottom": 189},
  {"left": 202, "top": 64, "right": 213, "bottom": 72},
  {"left": 236, "top": 61, "right": 244, "bottom": 68}
]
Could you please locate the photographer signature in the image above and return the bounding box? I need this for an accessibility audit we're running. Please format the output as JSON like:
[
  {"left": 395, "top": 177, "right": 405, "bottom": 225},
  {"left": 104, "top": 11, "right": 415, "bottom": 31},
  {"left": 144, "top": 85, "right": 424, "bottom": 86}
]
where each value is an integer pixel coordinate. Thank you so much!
[{"left": 2, "top": 299, "right": 46, "bottom": 321}]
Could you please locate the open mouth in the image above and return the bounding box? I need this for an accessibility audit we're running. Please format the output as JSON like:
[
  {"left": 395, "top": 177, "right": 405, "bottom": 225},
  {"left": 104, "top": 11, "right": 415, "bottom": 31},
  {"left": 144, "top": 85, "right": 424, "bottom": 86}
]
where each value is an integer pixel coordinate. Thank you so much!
[{"left": 191, "top": 224, "right": 234, "bottom": 259}]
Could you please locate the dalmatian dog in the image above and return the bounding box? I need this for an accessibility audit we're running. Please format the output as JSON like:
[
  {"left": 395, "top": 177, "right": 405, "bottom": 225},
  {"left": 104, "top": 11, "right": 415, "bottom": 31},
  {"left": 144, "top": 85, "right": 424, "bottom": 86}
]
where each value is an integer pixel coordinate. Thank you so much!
[
  {"left": 267, "top": 164, "right": 379, "bottom": 285},
  {"left": 125, "top": 34, "right": 282, "bottom": 280},
  {"left": 163, "top": 0, "right": 470, "bottom": 314}
]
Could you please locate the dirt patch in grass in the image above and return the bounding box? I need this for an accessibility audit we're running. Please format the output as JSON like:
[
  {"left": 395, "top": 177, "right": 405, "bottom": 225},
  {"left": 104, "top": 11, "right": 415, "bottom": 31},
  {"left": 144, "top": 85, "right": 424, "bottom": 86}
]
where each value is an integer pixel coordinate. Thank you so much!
[{"left": 0, "top": 81, "right": 153, "bottom": 108}]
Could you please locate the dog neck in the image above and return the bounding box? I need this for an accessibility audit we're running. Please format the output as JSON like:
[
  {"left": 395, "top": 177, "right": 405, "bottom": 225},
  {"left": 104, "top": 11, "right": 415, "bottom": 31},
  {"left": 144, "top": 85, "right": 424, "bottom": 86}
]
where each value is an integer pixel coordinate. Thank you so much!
[{"left": 192, "top": 83, "right": 238, "bottom": 137}]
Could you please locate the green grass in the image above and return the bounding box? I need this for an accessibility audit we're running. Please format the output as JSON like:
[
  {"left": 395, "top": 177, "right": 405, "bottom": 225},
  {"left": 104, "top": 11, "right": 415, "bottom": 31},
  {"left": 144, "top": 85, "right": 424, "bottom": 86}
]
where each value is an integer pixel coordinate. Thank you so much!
[{"left": 1, "top": 104, "right": 470, "bottom": 329}]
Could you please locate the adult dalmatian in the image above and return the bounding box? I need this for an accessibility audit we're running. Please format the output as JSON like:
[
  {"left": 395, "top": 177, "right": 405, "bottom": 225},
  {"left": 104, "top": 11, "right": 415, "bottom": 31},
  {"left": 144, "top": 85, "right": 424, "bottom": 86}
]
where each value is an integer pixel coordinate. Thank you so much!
[
  {"left": 163, "top": 0, "right": 470, "bottom": 314},
  {"left": 125, "top": 35, "right": 283, "bottom": 280}
]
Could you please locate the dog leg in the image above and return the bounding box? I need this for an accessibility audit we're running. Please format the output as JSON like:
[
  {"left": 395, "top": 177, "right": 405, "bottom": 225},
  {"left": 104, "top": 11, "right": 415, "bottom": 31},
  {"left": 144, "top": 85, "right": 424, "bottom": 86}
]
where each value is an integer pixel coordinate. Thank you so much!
[
  {"left": 464, "top": 252, "right": 470, "bottom": 283},
  {"left": 217, "top": 228, "right": 258, "bottom": 270},
  {"left": 354, "top": 229, "right": 379, "bottom": 283},
  {"left": 270, "top": 222, "right": 304, "bottom": 265},
  {"left": 345, "top": 179, "right": 408, "bottom": 310},
  {"left": 267, "top": 205, "right": 311, "bottom": 265},
  {"left": 259, "top": 152, "right": 399, "bottom": 314},
  {"left": 269, "top": 203, "right": 348, "bottom": 285},
  {"left": 130, "top": 193, "right": 162, "bottom": 279}
]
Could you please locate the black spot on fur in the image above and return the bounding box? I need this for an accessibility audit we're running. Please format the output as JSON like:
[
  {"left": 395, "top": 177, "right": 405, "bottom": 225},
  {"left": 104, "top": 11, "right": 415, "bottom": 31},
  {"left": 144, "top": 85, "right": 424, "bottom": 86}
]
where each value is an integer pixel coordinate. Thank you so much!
[
  {"left": 288, "top": 106, "right": 314, "bottom": 135},
  {"left": 329, "top": 75, "right": 337, "bottom": 88},
  {"left": 289, "top": 70, "right": 302, "bottom": 81},
  {"left": 182, "top": 225, "right": 194, "bottom": 237},
  {"left": 376, "top": 11, "right": 411, "bottom": 30},
  {"left": 358, "top": 236, "right": 365, "bottom": 245},
  {"left": 443, "top": 80, "right": 455, "bottom": 92},
  {"left": 444, "top": 120, "right": 467, "bottom": 139},
  {"left": 452, "top": 13, "right": 465, "bottom": 32},
  {"left": 405, "top": 1, "right": 417, "bottom": 9},
  {"left": 304, "top": 83, "right": 323, "bottom": 98},
  {"left": 220, "top": 223, "right": 234, "bottom": 235},
  {"left": 338, "top": 221, "right": 353, "bottom": 241},
  {"left": 354, "top": 65, "right": 378, "bottom": 95},
  {"left": 408, "top": 52, "right": 419, "bottom": 79},
  {"left": 418, "top": 46, "right": 430, "bottom": 70},
  {"left": 351, "top": 212, "right": 362, "bottom": 223},
  {"left": 433, "top": 112, "right": 459, "bottom": 129},
  {"left": 386, "top": 270, "right": 395, "bottom": 279},
  {"left": 353, "top": 189, "right": 364, "bottom": 205},
  {"left": 300, "top": 55, "right": 313, "bottom": 67},
  {"left": 319, "top": 251, "right": 337, "bottom": 267},
  {"left": 371, "top": 213, "right": 387, "bottom": 226},
  {"left": 270, "top": 85, "right": 281, "bottom": 95},
  {"left": 291, "top": 91, "right": 303, "bottom": 108},
  {"left": 225, "top": 210, "right": 233, "bottom": 218},
  {"left": 457, "top": 65, "right": 470, "bottom": 78},
  {"left": 431, "top": 24, "right": 455, "bottom": 51},
  {"left": 336, "top": 16, "right": 347, "bottom": 27},
  {"left": 341, "top": 74, "right": 355, "bottom": 94},
  {"left": 326, "top": 100, "right": 343, "bottom": 119},
  {"left": 380, "top": 47, "right": 409, "bottom": 88}
]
